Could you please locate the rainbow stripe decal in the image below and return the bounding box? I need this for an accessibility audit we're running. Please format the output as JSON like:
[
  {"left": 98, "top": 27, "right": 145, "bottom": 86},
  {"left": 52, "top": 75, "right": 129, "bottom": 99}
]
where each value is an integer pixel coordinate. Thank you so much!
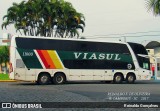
[
  {"left": 17, "top": 48, "right": 64, "bottom": 69},
  {"left": 36, "top": 50, "right": 64, "bottom": 69}
]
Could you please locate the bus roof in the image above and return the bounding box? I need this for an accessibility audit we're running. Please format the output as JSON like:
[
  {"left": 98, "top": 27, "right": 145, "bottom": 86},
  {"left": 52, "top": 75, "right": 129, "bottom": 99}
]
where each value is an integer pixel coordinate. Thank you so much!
[{"left": 13, "top": 35, "right": 127, "bottom": 44}]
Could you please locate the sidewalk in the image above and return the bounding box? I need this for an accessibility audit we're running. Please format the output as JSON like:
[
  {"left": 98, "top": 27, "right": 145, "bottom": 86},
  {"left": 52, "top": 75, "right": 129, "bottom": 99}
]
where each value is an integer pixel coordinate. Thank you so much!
[{"left": 0, "top": 80, "right": 17, "bottom": 82}]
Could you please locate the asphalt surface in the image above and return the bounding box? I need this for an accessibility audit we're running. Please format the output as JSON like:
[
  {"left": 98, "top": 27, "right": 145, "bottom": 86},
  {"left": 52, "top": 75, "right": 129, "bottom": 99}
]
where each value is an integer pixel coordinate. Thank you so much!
[{"left": 0, "top": 80, "right": 160, "bottom": 111}]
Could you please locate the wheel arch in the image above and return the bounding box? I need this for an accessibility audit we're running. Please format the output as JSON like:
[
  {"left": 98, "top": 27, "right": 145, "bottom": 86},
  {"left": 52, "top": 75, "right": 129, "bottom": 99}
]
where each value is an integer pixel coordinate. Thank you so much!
[
  {"left": 37, "top": 71, "right": 51, "bottom": 81},
  {"left": 53, "top": 72, "right": 67, "bottom": 80}
]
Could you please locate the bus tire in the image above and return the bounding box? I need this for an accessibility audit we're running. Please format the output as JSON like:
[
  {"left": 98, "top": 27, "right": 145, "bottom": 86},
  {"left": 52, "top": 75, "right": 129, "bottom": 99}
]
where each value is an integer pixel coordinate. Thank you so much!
[
  {"left": 113, "top": 73, "right": 123, "bottom": 84},
  {"left": 53, "top": 73, "right": 66, "bottom": 85},
  {"left": 38, "top": 73, "right": 51, "bottom": 85},
  {"left": 126, "top": 74, "right": 135, "bottom": 84}
]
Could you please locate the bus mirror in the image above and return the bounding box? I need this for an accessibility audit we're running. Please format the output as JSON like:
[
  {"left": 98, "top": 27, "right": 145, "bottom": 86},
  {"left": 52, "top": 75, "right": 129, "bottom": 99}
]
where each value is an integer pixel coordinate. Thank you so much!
[{"left": 137, "top": 54, "right": 150, "bottom": 58}]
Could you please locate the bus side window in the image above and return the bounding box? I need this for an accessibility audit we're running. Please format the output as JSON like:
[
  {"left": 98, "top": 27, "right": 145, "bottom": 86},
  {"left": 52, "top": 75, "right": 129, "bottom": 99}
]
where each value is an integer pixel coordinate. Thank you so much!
[
  {"left": 16, "top": 59, "right": 25, "bottom": 68},
  {"left": 143, "top": 62, "right": 149, "bottom": 70}
]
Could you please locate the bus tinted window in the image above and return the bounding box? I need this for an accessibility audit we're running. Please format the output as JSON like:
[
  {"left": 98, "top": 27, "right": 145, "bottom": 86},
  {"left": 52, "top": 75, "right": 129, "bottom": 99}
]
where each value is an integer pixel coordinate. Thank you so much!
[
  {"left": 16, "top": 37, "right": 130, "bottom": 54},
  {"left": 16, "top": 37, "right": 135, "bottom": 70}
]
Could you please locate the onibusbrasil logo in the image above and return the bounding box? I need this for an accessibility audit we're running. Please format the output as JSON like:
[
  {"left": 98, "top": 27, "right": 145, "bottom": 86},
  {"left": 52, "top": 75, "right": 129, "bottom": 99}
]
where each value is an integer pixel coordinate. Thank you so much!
[{"left": 1, "top": 103, "right": 42, "bottom": 109}]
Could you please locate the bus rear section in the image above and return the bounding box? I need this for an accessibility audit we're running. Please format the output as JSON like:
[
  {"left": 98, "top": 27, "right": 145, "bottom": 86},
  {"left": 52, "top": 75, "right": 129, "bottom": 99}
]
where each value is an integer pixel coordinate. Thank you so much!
[
  {"left": 10, "top": 36, "right": 151, "bottom": 84},
  {"left": 9, "top": 36, "right": 16, "bottom": 80}
]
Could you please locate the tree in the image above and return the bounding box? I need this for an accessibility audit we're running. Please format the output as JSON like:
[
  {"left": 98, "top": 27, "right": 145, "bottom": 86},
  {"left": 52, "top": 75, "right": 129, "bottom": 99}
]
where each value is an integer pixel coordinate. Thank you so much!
[
  {"left": 146, "top": 0, "right": 160, "bottom": 16},
  {"left": 0, "top": 46, "right": 9, "bottom": 73},
  {"left": 2, "top": 0, "right": 85, "bottom": 38}
]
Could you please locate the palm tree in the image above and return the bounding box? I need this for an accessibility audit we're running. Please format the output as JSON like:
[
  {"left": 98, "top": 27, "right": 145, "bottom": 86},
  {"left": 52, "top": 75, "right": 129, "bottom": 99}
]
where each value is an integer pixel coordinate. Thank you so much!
[
  {"left": 54, "top": 0, "right": 85, "bottom": 38},
  {"left": 146, "top": 0, "right": 160, "bottom": 16},
  {"left": 2, "top": 0, "right": 85, "bottom": 38}
]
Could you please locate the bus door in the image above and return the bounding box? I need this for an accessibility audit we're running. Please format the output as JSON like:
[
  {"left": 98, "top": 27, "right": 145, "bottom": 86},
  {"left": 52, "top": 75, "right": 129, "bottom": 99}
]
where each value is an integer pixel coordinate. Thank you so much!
[{"left": 15, "top": 59, "right": 26, "bottom": 80}]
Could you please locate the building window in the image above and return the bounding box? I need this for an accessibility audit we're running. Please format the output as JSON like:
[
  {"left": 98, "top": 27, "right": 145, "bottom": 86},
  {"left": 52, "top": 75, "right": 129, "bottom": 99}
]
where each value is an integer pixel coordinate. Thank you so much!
[{"left": 147, "top": 50, "right": 150, "bottom": 53}]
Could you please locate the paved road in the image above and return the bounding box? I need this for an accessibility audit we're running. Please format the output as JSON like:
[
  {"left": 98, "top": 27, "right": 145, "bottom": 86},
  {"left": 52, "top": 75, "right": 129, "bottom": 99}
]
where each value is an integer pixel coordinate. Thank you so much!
[{"left": 0, "top": 80, "right": 160, "bottom": 111}]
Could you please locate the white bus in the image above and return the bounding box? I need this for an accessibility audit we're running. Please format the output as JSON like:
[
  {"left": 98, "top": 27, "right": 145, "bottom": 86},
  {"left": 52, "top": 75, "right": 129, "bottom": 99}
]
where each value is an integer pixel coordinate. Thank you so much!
[{"left": 9, "top": 36, "right": 151, "bottom": 85}]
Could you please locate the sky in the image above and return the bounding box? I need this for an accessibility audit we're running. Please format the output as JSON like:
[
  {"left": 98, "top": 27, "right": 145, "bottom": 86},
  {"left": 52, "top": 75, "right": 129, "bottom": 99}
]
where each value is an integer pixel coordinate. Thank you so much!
[{"left": 1, "top": 0, "right": 160, "bottom": 44}]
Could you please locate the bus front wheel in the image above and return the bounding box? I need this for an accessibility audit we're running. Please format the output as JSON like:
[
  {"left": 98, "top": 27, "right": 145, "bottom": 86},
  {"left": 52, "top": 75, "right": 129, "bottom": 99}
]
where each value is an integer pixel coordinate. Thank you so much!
[
  {"left": 126, "top": 74, "right": 135, "bottom": 84},
  {"left": 113, "top": 74, "right": 123, "bottom": 84}
]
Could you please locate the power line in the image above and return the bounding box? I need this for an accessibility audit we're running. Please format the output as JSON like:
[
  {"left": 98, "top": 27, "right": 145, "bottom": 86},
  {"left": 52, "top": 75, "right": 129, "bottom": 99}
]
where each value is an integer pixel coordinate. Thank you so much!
[
  {"left": 0, "top": 30, "right": 160, "bottom": 39},
  {"left": 87, "top": 34, "right": 160, "bottom": 39},
  {"left": 84, "top": 30, "right": 160, "bottom": 38}
]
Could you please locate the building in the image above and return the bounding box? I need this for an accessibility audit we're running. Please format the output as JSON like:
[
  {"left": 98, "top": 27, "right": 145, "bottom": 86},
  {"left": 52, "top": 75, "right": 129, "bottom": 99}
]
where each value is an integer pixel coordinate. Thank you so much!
[
  {"left": 2, "top": 33, "right": 11, "bottom": 46},
  {"left": 145, "top": 41, "right": 160, "bottom": 80}
]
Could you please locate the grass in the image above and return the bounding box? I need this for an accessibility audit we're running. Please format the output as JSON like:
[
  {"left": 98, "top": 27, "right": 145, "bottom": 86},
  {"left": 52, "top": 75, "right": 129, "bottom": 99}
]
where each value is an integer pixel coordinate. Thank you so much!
[{"left": 0, "top": 73, "right": 10, "bottom": 80}]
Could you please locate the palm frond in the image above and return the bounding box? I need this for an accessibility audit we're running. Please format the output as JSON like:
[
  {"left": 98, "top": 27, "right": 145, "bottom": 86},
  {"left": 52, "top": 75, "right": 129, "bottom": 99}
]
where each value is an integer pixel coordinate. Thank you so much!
[
  {"left": 79, "top": 20, "right": 85, "bottom": 27},
  {"left": 146, "top": 0, "right": 160, "bottom": 16},
  {"left": 76, "top": 25, "right": 84, "bottom": 32}
]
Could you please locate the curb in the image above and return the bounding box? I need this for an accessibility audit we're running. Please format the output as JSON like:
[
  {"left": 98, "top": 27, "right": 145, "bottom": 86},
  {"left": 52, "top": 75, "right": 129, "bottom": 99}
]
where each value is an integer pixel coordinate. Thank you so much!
[{"left": 0, "top": 80, "right": 17, "bottom": 82}]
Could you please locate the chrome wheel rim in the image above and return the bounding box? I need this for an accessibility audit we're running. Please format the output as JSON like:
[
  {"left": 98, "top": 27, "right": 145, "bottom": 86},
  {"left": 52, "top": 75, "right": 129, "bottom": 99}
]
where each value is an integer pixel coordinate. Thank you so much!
[
  {"left": 56, "top": 76, "right": 63, "bottom": 83},
  {"left": 41, "top": 76, "right": 48, "bottom": 83},
  {"left": 128, "top": 76, "right": 134, "bottom": 82},
  {"left": 115, "top": 76, "right": 121, "bottom": 82}
]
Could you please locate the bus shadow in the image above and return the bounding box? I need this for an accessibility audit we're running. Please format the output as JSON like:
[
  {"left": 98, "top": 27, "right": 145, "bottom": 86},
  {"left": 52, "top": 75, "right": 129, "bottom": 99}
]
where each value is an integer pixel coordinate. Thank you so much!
[
  {"left": 10, "top": 80, "right": 160, "bottom": 86},
  {"left": 12, "top": 81, "right": 111, "bottom": 86}
]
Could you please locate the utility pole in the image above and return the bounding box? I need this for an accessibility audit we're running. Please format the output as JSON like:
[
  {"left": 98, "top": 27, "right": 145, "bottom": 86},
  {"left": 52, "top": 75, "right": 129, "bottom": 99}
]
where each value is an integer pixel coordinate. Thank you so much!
[{"left": 123, "top": 36, "right": 126, "bottom": 42}]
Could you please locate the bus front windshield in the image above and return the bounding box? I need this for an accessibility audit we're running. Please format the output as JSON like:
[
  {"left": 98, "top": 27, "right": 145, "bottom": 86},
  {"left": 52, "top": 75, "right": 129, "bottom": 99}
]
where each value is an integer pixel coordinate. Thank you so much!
[{"left": 128, "top": 43, "right": 150, "bottom": 70}]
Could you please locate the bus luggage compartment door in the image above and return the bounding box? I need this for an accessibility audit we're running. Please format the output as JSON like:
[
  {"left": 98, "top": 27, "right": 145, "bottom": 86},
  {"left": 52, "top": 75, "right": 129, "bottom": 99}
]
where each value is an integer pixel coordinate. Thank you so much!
[{"left": 14, "top": 59, "right": 26, "bottom": 80}]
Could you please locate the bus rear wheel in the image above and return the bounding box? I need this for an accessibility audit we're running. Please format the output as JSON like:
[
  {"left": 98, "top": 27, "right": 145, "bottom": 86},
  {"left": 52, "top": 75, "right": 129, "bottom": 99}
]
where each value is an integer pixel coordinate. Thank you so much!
[
  {"left": 126, "top": 74, "right": 135, "bottom": 84},
  {"left": 38, "top": 73, "right": 51, "bottom": 85},
  {"left": 113, "top": 74, "right": 123, "bottom": 84},
  {"left": 53, "top": 73, "right": 66, "bottom": 85}
]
